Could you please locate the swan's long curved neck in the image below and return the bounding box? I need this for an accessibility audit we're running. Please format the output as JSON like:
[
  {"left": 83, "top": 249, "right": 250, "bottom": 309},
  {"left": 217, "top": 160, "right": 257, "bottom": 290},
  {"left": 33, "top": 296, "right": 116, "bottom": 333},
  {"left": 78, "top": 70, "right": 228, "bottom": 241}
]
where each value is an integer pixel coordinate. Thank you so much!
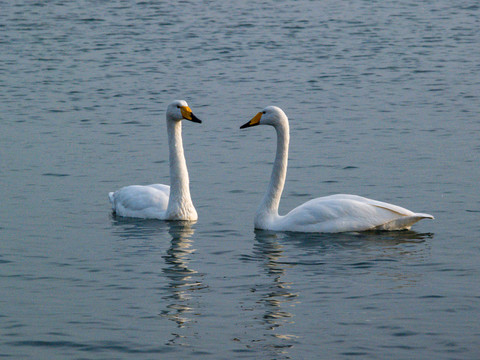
[
  {"left": 257, "top": 120, "right": 289, "bottom": 221},
  {"left": 166, "top": 119, "right": 195, "bottom": 217}
]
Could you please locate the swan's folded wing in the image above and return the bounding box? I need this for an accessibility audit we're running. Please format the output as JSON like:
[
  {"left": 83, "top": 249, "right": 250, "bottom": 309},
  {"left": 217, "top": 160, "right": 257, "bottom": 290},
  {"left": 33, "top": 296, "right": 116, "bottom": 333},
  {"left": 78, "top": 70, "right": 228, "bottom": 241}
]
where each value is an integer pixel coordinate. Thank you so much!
[
  {"left": 147, "top": 183, "right": 171, "bottom": 194},
  {"left": 111, "top": 184, "right": 170, "bottom": 218},
  {"left": 282, "top": 195, "right": 432, "bottom": 233}
]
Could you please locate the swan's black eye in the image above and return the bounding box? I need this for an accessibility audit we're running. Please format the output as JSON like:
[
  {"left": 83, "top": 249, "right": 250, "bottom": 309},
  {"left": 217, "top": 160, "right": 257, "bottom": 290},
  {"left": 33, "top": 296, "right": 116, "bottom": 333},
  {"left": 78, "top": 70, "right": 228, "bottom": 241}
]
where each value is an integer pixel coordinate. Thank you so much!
[
  {"left": 177, "top": 105, "right": 180, "bottom": 108},
  {"left": 262, "top": 111, "right": 266, "bottom": 114}
]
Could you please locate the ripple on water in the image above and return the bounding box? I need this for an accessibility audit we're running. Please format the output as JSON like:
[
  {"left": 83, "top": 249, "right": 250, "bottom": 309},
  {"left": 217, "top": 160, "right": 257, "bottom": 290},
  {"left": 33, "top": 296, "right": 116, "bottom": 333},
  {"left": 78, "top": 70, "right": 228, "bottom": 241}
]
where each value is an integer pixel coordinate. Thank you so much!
[{"left": 1, "top": 0, "right": 479, "bottom": 359}]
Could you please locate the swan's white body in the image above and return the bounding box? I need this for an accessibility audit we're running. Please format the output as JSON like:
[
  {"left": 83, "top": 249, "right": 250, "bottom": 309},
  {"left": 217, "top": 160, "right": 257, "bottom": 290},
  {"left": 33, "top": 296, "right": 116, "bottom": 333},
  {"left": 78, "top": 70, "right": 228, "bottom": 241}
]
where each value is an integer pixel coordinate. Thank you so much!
[
  {"left": 109, "top": 100, "right": 201, "bottom": 221},
  {"left": 240, "top": 106, "right": 433, "bottom": 233}
]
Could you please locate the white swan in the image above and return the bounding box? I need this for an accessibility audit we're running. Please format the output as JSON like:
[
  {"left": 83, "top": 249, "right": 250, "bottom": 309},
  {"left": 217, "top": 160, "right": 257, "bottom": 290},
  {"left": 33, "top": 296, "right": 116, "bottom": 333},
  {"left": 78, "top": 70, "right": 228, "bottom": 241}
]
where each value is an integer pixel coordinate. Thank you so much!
[
  {"left": 240, "top": 106, "right": 433, "bottom": 233},
  {"left": 109, "top": 100, "right": 201, "bottom": 220}
]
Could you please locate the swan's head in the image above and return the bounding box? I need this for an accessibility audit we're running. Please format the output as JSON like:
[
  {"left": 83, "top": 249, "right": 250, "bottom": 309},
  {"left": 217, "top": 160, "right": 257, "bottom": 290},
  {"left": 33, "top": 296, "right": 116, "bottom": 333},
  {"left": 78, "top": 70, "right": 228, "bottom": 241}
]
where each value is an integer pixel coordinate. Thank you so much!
[
  {"left": 167, "top": 100, "right": 202, "bottom": 123},
  {"left": 240, "top": 106, "right": 287, "bottom": 129}
]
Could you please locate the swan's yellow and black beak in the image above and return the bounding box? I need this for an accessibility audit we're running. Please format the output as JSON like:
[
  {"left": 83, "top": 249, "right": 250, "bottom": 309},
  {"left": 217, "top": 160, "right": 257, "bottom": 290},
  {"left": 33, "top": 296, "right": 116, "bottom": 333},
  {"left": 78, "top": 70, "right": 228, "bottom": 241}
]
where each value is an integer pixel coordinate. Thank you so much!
[
  {"left": 181, "top": 106, "right": 202, "bottom": 123},
  {"left": 240, "top": 112, "right": 262, "bottom": 129}
]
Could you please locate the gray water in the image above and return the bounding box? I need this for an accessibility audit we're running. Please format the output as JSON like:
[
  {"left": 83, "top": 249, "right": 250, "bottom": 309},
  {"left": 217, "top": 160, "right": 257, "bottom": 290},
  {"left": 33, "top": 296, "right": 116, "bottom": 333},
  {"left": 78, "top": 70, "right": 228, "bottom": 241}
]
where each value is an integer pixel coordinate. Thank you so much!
[{"left": 1, "top": 1, "right": 479, "bottom": 359}]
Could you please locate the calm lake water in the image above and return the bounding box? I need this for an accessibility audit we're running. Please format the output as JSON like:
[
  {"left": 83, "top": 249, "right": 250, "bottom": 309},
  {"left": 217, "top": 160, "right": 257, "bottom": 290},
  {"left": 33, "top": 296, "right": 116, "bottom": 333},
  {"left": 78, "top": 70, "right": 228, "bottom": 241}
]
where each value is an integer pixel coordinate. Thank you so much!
[{"left": 1, "top": 1, "right": 479, "bottom": 359}]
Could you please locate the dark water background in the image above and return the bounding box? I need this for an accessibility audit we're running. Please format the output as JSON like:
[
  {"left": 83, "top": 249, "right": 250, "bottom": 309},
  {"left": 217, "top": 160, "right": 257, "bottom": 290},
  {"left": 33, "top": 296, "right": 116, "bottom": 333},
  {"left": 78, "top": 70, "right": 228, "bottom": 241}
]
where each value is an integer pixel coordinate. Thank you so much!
[{"left": 1, "top": 1, "right": 479, "bottom": 359}]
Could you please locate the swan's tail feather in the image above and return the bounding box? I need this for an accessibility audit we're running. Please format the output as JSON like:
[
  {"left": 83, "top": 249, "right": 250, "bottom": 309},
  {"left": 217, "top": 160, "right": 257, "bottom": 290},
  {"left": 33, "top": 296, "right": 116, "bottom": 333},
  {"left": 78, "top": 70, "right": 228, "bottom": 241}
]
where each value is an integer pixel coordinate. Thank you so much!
[
  {"left": 415, "top": 213, "right": 434, "bottom": 220},
  {"left": 374, "top": 213, "right": 434, "bottom": 231}
]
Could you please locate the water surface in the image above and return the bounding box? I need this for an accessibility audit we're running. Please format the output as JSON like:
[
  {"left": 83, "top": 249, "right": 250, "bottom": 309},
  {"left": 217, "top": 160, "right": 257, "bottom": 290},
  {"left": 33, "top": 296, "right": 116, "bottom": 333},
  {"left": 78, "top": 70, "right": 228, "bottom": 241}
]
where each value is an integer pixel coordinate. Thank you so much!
[{"left": 1, "top": 1, "right": 479, "bottom": 359}]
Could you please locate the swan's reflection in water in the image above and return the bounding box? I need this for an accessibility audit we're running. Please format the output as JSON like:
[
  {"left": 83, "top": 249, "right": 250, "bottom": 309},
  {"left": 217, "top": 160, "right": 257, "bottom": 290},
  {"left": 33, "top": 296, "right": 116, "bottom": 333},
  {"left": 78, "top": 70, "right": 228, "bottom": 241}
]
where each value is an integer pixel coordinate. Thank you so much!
[
  {"left": 110, "top": 217, "right": 205, "bottom": 347},
  {"left": 251, "top": 230, "right": 300, "bottom": 355},
  {"left": 248, "top": 229, "right": 432, "bottom": 357},
  {"left": 283, "top": 230, "right": 432, "bottom": 289},
  {"left": 161, "top": 221, "right": 205, "bottom": 330}
]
